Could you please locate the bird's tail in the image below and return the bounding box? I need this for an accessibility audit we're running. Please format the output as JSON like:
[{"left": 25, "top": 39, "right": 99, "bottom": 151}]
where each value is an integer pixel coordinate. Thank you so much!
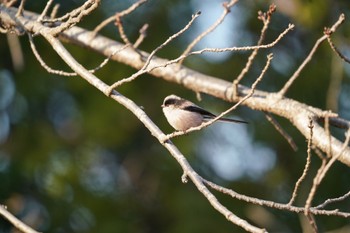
[
  {"left": 219, "top": 117, "right": 248, "bottom": 124},
  {"left": 204, "top": 115, "right": 248, "bottom": 124}
]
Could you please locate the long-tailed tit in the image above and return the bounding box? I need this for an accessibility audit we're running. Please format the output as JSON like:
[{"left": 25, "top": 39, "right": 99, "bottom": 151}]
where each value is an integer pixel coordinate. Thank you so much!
[{"left": 161, "top": 94, "right": 247, "bottom": 131}]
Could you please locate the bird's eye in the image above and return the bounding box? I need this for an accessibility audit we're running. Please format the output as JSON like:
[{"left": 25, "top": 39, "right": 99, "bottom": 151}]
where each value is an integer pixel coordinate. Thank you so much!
[{"left": 163, "top": 98, "right": 176, "bottom": 106}]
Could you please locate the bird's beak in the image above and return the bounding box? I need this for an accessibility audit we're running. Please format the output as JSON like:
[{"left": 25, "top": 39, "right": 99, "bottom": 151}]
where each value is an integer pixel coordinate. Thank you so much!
[{"left": 161, "top": 104, "right": 164, "bottom": 108}]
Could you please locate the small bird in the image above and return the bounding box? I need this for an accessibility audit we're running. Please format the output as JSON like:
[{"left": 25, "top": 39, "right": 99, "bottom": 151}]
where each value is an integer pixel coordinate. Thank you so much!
[{"left": 161, "top": 94, "right": 247, "bottom": 131}]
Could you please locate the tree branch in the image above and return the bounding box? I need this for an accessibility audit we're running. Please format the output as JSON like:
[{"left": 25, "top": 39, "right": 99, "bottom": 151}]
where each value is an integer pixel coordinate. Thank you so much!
[
  {"left": 2, "top": 5, "right": 348, "bottom": 167},
  {"left": 0, "top": 205, "right": 39, "bottom": 233}
]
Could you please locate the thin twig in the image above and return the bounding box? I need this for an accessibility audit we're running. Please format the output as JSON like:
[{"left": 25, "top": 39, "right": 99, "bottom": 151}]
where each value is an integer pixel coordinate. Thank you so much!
[
  {"left": 92, "top": 0, "right": 147, "bottom": 37},
  {"left": 0, "top": 205, "right": 39, "bottom": 233},
  {"left": 177, "top": 0, "right": 238, "bottom": 66},
  {"left": 7, "top": 33, "right": 24, "bottom": 71},
  {"left": 5, "top": 0, "right": 17, "bottom": 7},
  {"left": 50, "top": 4, "right": 60, "bottom": 19},
  {"left": 316, "top": 190, "right": 350, "bottom": 209},
  {"left": 107, "top": 23, "right": 292, "bottom": 95},
  {"left": 37, "top": 0, "right": 54, "bottom": 22},
  {"left": 134, "top": 23, "right": 148, "bottom": 49},
  {"left": 16, "top": 0, "right": 26, "bottom": 16},
  {"left": 265, "top": 112, "right": 298, "bottom": 151},
  {"left": 325, "top": 28, "right": 350, "bottom": 64},
  {"left": 107, "top": 11, "right": 201, "bottom": 93},
  {"left": 288, "top": 117, "right": 313, "bottom": 206},
  {"left": 278, "top": 14, "right": 345, "bottom": 97},
  {"left": 29, "top": 33, "right": 129, "bottom": 76},
  {"left": 202, "top": 178, "right": 350, "bottom": 217},
  {"left": 304, "top": 127, "right": 350, "bottom": 216},
  {"left": 40, "top": 30, "right": 267, "bottom": 233}
]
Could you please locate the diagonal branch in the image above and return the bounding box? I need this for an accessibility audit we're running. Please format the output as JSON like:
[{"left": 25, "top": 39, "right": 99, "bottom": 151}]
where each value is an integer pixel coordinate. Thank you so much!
[{"left": 0, "top": 205, "right": 39, "bottom": 233}]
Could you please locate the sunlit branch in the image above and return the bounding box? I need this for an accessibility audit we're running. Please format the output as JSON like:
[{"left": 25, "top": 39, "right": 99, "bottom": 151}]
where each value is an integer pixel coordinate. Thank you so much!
[{"left": 288, "top": 117, "right": 313, "bottom": 206}]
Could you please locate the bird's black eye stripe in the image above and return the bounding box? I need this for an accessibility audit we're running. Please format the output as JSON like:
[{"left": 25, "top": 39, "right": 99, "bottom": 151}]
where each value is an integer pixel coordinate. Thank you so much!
[{"left": 163, "top": 98, "right": 176, "bottom": 106}]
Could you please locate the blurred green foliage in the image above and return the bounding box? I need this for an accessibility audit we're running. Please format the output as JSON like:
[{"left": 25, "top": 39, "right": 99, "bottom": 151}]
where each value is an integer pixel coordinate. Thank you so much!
[{"left": 1, "top": 0, "right": 350, "bottom": 232}]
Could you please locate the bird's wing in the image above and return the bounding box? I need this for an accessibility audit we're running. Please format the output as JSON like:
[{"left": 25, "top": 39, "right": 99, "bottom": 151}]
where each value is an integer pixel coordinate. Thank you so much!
[{"left": 183, "top": 105, "right": 216, "bottom": 118}]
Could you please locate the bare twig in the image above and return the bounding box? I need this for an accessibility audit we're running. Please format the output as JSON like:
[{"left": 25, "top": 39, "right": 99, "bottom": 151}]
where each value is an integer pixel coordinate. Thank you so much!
[
  {"left": 233, "top": 3, "right": 276, "bottom": 97},
  {"left": 0, "top": 205, "right": 39, "bottom": 233},
  {"left": 28, "top": 33, "right": 76, "bottom": 76},
  {"left": 278, "top": 14, "right": 345, "bottom": 97},
  {"left": 265, "top": 113, "right": 298, "bottom": 151},
  {"left": 7, "top": 33, "right": 24, "bottom": 71},
  {"left": 133, "top": 23, "right": 148, "bottom": 48},
  {"left": 192, "top": 23, "right": 293, "bottom": 55},
  {"left": 305, "top": 214, "right": 318, "bottom": 233},
  {"left": 115, "top": 15, "right": 132, "bottom": 46},
  {"left": 5, "top": 0, "right": 17, "bottom": 7},
  {"left": 28, "top": 33, "right": 129, "bottom": 76},
  {"left": 315, "top": 190, "right": 350, "bottom": 209},
  {"left": 317, "top": 128, "right": 350, "bottom": 184},
  {"left": 326, "top": 53, "right": 344, "bottom": 112},
  {"left": 202, "top": 178, "right": 350, "bottom": 217},
  {"left": 325, "top": 28, "right": 350, "bottom": 64},
  {"left": 288, "top": 117, "right": 313, "bottom": 206},
  {"left": 92, "top": 0, "right": 147, "bottom": 37},
  {"left": 16, "top": 0, "right": 26, "bottom": 16},
  {"left": 107, "top": 23, "right": 292, "bottom": 95},
  {"left": 2, "top": 3, "right": 350, "bottom": 232}
]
